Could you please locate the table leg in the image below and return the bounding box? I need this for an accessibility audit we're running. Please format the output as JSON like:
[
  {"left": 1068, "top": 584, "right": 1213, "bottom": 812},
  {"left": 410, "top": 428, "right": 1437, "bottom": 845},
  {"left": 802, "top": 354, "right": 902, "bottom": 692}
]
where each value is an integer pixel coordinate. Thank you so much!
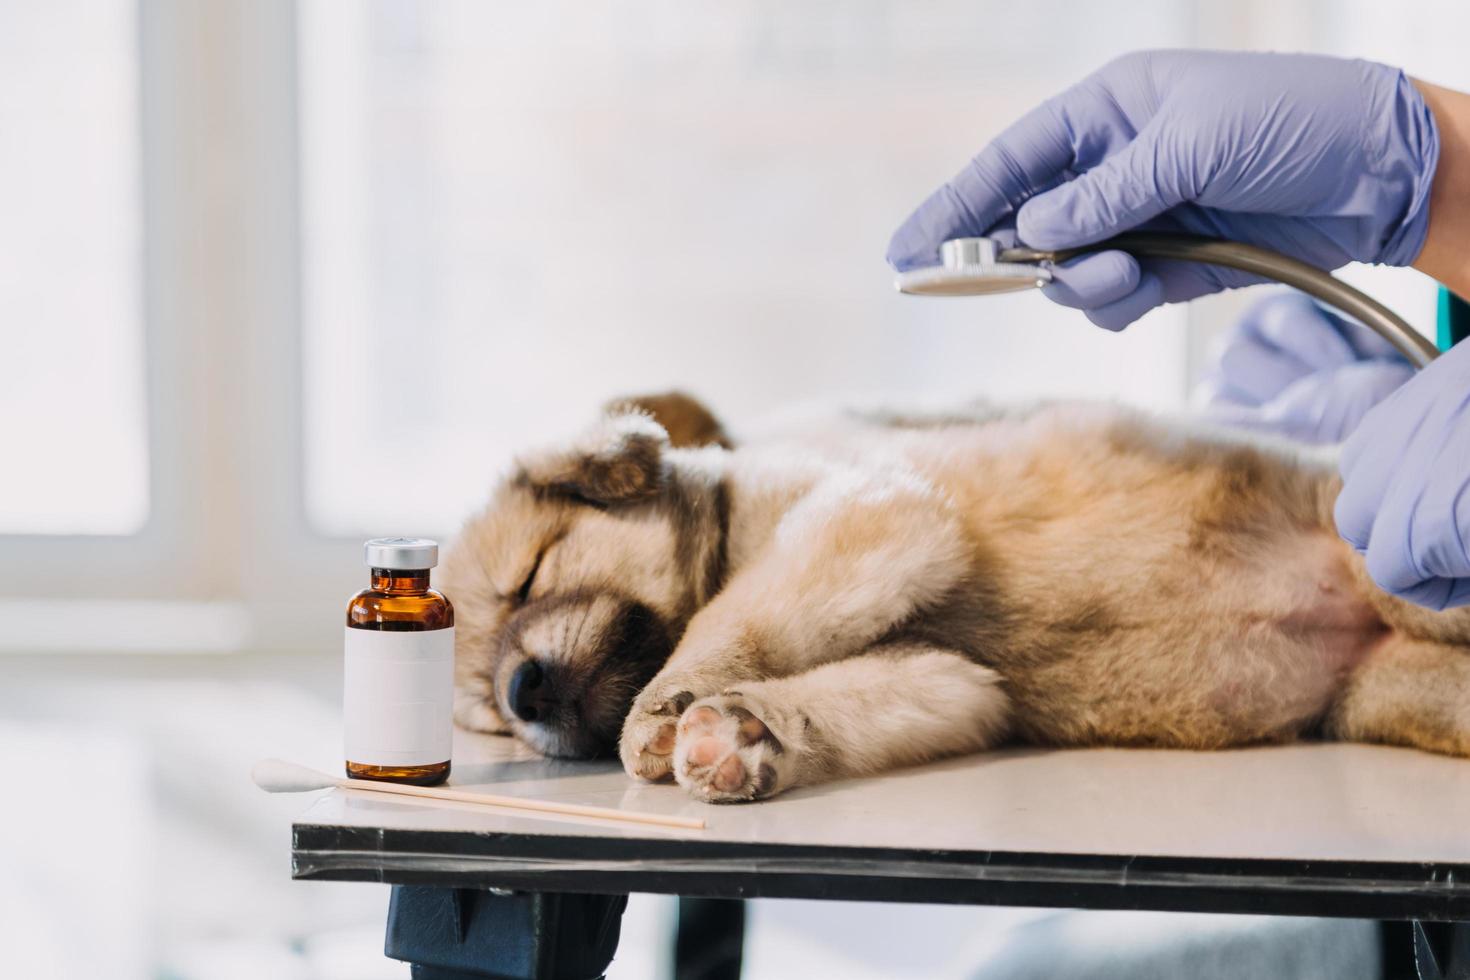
[
  {"left": 674, "top": 898, "right": 745, "bottom": 980},
  {"left": 384, "top": 886, "right": 627, "bottom": 979},
  {"left": 1382, "top": 921, "right": 1470, "bottom": 980}
]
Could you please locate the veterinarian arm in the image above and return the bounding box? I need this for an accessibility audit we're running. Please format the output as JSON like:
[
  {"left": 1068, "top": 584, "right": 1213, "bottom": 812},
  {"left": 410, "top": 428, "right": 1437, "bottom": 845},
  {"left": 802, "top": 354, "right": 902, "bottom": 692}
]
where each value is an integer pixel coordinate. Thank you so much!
[
  {"left": 886, "top": 50, "right": 1448, "bottom": 330},
  {"left": 1332, "top": 81, "right": 1470, "bottom": 611}
]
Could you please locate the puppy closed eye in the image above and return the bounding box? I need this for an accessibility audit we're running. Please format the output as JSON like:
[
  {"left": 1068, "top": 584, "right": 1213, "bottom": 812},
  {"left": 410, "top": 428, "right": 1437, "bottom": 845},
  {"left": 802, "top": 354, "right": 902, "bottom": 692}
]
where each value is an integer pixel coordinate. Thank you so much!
[{"left": 515, "top": 553, "right": 544, "bottom": 605}]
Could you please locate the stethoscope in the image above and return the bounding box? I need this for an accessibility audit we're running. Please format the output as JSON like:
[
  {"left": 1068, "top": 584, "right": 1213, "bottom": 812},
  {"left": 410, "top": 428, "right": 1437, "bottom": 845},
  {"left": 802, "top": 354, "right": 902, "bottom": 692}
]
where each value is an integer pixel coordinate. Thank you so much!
[{"left": 894, "top": 233, "right": 1454, "bottom": 368}]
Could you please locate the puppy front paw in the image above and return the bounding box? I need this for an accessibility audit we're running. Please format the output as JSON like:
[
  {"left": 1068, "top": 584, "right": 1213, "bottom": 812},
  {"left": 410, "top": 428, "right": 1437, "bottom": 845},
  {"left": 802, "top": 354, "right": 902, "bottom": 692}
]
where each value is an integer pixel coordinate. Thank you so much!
[
  {"left": 673, "top": 692, "right": 795, "bottom": 803},
  {"left": 619, "top": 687, "right": 696, "bottom": 782}
]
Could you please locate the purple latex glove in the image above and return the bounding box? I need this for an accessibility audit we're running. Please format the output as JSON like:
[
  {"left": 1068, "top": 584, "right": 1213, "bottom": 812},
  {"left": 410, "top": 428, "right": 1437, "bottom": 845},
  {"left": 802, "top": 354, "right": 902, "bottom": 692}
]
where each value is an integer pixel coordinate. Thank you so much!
[
  {"left": 887, "top": 50, "right": 1439, "bottom": 331},
  {"left": 1200, "top": 291, "right": 1413, "bottom": 444},
  {"left": 1336, "top": 340, "right": 1470, "bottom": 610}
]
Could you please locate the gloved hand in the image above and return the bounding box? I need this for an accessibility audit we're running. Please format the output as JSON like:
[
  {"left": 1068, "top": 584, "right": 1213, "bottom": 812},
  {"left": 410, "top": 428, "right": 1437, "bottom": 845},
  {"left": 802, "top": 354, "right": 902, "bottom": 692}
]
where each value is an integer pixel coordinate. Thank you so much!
[
  {"left": 887, "top": 50, "right": 1439, "bottom": 331},
  {"left": 1200, "top": 291, "right": 1413, "bottom": 444},
  {"left": 1336, "top": 339, "right": 1470, "bottom": 610}
]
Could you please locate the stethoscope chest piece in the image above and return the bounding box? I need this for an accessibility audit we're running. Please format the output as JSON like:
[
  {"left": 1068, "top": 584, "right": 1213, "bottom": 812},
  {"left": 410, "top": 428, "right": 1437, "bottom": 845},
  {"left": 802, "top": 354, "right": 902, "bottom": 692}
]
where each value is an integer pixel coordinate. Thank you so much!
[{"left": 894, "top": 237, "right": 1051, "bottom": 296}]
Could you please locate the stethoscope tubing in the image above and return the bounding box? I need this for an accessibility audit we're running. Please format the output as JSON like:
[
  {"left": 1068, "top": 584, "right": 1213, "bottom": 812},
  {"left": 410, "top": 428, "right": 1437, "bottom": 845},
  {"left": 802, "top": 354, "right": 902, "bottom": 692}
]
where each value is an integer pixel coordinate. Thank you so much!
[{"left": 1000, "top": 232, "right": 1440, "bottom": 369}]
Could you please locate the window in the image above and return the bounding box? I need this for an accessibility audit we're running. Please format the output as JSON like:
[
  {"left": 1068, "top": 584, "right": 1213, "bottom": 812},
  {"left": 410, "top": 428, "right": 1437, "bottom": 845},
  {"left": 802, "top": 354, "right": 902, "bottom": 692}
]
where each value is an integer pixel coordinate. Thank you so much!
[
  {"left": 298, "top": 0, "right": 1199, "bottom": 538},
  {"left": 0, "top": 2, "right": 147, "bottom": 535}
]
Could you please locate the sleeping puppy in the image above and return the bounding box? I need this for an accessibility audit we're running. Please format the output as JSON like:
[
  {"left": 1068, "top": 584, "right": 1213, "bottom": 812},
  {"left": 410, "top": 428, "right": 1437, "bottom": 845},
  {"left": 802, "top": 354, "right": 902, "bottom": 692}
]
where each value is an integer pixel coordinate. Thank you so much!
[{"left": 442, "top": 392, "right": 1470, "bottom": 803}]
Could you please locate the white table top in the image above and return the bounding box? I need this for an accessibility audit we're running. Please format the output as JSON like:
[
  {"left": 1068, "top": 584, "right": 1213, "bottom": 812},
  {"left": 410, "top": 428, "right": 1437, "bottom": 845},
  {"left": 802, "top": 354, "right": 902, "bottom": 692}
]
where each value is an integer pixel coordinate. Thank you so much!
[
  {"left": 297, "top": 729, "right": 1470, "bottom": 862},
  {"left": 291, "top": 730, "right": 1470, "bottom": 916}
]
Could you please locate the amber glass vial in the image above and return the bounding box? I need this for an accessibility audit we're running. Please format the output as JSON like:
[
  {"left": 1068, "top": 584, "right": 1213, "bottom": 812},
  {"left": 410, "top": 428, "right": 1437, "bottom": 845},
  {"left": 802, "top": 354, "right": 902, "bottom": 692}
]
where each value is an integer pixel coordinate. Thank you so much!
[{"left": 344, "top": 537, "right": 454, "bottom": 786}]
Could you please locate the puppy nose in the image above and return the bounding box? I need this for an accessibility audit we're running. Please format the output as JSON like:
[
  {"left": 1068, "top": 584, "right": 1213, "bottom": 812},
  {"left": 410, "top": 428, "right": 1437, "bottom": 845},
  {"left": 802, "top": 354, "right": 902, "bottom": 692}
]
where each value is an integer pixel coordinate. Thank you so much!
[{"left": 507, "top": 660, "right": 554, "bottom": 722}]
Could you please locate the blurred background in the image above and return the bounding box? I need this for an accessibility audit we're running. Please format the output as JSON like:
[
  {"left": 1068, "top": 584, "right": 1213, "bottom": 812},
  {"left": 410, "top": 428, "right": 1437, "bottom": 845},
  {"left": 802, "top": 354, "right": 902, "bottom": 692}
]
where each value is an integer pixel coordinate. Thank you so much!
[{"left": 2, "top": 1, "right": 1468, "bottom": 977}]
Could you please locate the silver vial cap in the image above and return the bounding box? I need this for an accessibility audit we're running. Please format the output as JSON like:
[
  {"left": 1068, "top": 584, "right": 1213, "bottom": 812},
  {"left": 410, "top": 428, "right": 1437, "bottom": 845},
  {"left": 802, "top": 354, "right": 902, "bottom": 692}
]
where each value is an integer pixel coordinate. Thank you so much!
[{"left": 364, "top": 537, "right": 439, "bottom": 570}]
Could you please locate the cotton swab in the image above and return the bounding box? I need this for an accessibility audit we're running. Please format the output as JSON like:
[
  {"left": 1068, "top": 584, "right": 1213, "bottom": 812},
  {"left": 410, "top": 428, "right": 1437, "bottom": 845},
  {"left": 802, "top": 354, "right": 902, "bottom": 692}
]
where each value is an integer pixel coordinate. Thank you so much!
[{"left": 252, "top": 758, "right": 705, "bottom": 831}]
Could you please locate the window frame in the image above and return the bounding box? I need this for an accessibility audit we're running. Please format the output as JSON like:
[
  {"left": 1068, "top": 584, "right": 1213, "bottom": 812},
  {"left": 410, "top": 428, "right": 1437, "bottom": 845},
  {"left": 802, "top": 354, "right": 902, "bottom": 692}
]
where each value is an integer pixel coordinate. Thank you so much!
[{"left": 0, "top": 2, "right": 355, "bottom": 655}]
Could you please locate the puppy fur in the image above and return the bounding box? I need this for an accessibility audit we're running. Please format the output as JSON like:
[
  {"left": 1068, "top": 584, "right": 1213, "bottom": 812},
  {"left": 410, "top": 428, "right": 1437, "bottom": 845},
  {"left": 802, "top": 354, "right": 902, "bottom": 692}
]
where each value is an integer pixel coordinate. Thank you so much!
[{"left": 442, "top": 393, "right": 1470, "bottom": 802}]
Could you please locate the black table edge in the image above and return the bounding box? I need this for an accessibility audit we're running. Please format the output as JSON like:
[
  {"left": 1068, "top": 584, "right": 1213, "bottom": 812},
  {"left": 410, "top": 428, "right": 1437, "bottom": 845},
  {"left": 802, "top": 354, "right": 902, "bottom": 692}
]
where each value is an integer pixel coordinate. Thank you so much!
[{"left": 291, "top": 823, "right": 1470, "bottom": 921}]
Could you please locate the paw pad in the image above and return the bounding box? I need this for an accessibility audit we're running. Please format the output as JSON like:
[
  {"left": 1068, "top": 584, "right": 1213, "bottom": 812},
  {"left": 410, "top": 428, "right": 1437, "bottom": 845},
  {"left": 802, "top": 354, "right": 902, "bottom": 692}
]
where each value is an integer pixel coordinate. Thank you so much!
[
  {"left": 729, "top": 705, "right": 779, "bottom": 751},
  {"left": 687, "top": 735, "right": 725, "bottom": 767},
  {"left": 712, "top": 755, "right": 746, "bottom": 793},
  {"left": 644, "top": 721, "right": 677, "bottom": 755},
  {"left": 673, "top": 694, "right": 789, "bottom": 803},
  {"left": 680, "top": 705, "right": 722, "bottom": 735}
]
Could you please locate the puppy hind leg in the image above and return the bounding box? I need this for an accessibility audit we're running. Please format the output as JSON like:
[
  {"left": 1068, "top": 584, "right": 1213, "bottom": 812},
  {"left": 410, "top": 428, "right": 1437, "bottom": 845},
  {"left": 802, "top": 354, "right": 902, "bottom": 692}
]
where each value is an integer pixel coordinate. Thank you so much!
[
  {"left": 1326, "top": 635, "right": 1470, "bottom": 757},
  {"left": 1344, "top": 549, "right": 1470, "bottom": 645},
  {"left": 672, "top": 644, "right": 1010, "bottom": 803}
]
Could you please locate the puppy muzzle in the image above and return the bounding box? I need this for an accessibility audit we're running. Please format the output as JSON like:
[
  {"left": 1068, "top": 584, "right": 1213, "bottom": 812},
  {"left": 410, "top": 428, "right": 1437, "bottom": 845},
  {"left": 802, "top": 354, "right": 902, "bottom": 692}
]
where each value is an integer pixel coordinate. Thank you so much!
[{"left": 494, "top": 592, "right": 675, "bottom": 758}]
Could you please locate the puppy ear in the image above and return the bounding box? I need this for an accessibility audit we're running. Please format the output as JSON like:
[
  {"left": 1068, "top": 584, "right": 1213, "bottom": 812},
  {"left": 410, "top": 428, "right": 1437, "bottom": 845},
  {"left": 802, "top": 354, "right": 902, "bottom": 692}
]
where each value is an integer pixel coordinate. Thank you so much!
[
  {"left": 604, "top": 391, "right": 733, "bottom": 449},
  {"left": 516, "top": 411, "right": 669, "bottom": 505}
]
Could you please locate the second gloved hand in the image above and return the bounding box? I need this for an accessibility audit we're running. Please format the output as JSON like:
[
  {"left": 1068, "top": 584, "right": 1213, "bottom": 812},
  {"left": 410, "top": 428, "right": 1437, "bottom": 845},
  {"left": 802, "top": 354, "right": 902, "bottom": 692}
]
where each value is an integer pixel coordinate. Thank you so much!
[
  {"left": 1337, "top": 338, "right": 1470, "bottom": 610},
  {"left": 1200, "top": 291, "right": 1413, "bottom": 444},
  {"left": 887, "top": 50, "right": 1439, "bottom": 330}
]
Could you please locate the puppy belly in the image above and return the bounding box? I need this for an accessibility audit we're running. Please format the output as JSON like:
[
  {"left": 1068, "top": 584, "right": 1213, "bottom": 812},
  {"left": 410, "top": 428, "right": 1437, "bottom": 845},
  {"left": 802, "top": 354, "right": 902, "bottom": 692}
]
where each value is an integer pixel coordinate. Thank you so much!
[
  {"left": 1266, "top": 532, "right": 1384, "bottom": 666},
  {"left": 1199, "top": 533, "right": 1385, "bottom": 736},
  {"left": 1016, "top": 532, "right": 1387, "bottom": 748}
]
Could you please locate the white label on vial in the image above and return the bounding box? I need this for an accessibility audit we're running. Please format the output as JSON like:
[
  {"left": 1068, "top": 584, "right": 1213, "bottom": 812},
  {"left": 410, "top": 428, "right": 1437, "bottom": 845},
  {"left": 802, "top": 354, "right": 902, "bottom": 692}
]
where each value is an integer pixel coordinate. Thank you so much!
[{"left": 344, "top": 626, "right": 454, "bottom": 767}]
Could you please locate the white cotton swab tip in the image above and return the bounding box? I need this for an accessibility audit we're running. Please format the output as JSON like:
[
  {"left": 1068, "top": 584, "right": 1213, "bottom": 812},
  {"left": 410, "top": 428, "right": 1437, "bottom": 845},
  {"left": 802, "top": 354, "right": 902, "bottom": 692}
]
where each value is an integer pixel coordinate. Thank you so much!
[{"left": 251, "top": 757, "right": 341, "bottom": 793}]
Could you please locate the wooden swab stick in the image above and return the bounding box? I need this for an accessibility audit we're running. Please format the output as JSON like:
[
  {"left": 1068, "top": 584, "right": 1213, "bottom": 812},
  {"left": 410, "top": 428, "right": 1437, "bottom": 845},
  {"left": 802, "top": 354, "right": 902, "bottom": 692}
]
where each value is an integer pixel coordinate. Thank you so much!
[{"left": 252, "top": 758, "right": 705, "bottom": 830}]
